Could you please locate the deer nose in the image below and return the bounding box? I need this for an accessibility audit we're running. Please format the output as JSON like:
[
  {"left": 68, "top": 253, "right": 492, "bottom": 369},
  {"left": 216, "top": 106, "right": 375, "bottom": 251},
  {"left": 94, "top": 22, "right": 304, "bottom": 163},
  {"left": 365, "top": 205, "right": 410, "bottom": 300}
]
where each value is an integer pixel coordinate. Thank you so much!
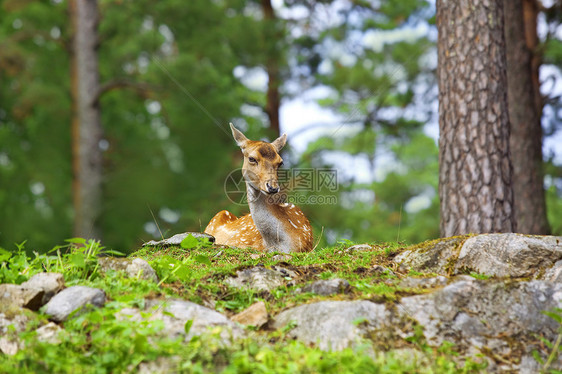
[{"left": 266, "top": 183, "right": 279, "bottom": 194}]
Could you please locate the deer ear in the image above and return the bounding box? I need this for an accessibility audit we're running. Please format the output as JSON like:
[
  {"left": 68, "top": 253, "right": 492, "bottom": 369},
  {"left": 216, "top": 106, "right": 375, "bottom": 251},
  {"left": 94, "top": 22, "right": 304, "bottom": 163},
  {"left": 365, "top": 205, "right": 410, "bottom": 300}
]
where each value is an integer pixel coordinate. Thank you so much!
[
  {"left": 230, "top": 123, "right": 249, "bottom": 148},
  {"left": 271, "top": 133, "right": 287, "bottom": 152}
]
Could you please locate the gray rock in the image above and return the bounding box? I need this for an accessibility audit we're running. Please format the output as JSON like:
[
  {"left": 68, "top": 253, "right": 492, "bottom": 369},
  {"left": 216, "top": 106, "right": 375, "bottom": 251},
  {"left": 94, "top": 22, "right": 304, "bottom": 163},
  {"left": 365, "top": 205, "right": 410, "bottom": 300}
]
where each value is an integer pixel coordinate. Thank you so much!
[
  {"left": 543, "top": 260, "right": 562, "bottom": 282},
  {"left": 272, "top": 278, "right": 562, "bottom": 372},
  {"left": 371, "top": 265, "right": 396, "bottom": 277},
  {"left": 345, "top": 244, "right": 373, "bottom": 253},
  {"left": 231, "top": 301, "right": 268, "bottom": 328},
  {"left": 98, "top": 257, "right": 133, "bottom": 272},
  {"left": 454, "top": 233, "right": 562, "bottom": 278},
  {"left": 0, "top": 337, "right": 18, "bottom": 355},
  {"left": 43, "top": 286, "right": 106, "bottom": 322},
  {"left": 394, "top": 236, "right": 466, "bottom": 274},
  {"left": 0, "top": 310, "right": 34, "bottom": 356},
  {"left": 270, "top": 265, "right": 299, "bottom": 279},
  {"left": 272, "top": 254, "right": 292, "bottom": 262},
  {"left": 36, "top": 322, "right": 62, "bottom": 344},
  {"left": 272, "top": 300, "right": 390, "bottom": 351},
  {"left": 398, "top": 279, "right": 562, "bottom": 371},
  {"left": 118, "top": 299, "right": 243, "bottom": 342},
  {"left": 301, "top": 278, "right": 350, "bottom": 296},
  {"left": 399, "top": 276, "right": 448, "bottom": 289},
  {"left": 126, "top": 258, "right": 159, "bottom": 282},
  {"left": 0, "top": 312, "right": 31, "bottom": 335},
  {"left": 136, "top": 356, "right": 181, "bottom": 374},
  {"left": 99, "top": 257, "right": 158, "bottom": 282},
  {"left": 143, "top": 232, "right": 215, "bottom": 247},
  {"left": 226, "top": 267, "right": 286, "bottom": 292},
  {"left": 21, "top": 272, "right": 65, "bottom": 304},
  {"left": 394, "top": 234, "right": 562, "bottom": 280},
  {"left": 0, "top": 284, "right": 45, "bottom": 311}
]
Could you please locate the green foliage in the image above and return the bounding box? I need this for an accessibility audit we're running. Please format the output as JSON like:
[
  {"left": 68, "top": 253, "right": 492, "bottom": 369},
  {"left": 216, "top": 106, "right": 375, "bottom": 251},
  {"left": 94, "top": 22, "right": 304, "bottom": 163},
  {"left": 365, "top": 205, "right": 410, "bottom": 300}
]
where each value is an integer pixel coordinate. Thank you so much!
[
  {"left": 0, "top": 0, "right": 273, "bottom": 253},
  {"left": 1, "top": 0, "right": 561, "bottom": 256}
]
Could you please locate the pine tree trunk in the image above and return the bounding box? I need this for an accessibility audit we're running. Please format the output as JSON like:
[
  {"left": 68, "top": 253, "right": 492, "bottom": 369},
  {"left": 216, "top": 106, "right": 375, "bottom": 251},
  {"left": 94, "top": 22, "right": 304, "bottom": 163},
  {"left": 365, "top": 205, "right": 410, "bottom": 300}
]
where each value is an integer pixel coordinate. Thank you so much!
[
  {"left": 70, "top": 0, "right": 103, "bottom": 240},
  {"left": 504, "top": 0, "right": 550, "bottom": 234},
  {"left": 437, "top": 0, "right": 515, "bottom": 237}
]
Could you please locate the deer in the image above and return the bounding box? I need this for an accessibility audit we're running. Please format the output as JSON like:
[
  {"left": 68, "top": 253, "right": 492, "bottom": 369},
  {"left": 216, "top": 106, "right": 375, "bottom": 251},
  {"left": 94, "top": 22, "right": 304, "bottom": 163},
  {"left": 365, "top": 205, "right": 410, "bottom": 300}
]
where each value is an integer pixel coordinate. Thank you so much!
[{"left": 204, "top": 123, "right": 313, "bottom": 253}]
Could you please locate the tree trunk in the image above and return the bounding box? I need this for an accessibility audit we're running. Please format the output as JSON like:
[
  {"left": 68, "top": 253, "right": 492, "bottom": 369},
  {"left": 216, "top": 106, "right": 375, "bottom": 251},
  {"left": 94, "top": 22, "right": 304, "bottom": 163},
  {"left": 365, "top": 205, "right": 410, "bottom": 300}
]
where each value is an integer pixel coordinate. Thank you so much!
[
  {"left": 262, "top": 0, "right": 281, "bottom": 136},
  {"left": 437, "top": 0, "right": 515, "bottom": 237},
  {"left": 69, "top": 0, "right": 103, "bottom": 240},
  {"left": 504, "top": 0, "right": 550, "bottom": 234}
]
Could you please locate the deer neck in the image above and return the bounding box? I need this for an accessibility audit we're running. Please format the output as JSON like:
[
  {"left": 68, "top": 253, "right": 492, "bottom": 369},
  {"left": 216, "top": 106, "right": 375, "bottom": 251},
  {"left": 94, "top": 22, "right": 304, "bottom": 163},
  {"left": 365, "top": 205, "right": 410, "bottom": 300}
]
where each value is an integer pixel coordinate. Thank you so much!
[{"left": 246, "top": 183, "right": 290, "bottom": 252}]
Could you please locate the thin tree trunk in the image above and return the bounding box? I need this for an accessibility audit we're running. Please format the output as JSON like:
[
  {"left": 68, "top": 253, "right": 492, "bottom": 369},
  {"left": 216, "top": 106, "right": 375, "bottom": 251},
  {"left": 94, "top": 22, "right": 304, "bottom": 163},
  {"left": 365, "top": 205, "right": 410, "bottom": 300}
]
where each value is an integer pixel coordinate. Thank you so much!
[
  {"left": 504, "top": 0, "right": 550, "bottom": 234},
  {"left": 69, "top": 0, "right": 103, "bottom": 240},
  {"left": 437, "top": 0, "right": 515, "bottom": 237},
  {"left": 262, "top": 0, "right": 281, "bottom": 136}
]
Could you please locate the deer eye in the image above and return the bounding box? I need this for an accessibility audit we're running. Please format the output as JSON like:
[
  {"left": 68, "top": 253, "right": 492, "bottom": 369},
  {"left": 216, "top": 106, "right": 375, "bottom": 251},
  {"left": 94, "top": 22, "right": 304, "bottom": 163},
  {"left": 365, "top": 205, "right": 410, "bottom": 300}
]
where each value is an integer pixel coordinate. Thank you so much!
[{"left": 248, "top": 157, "right": 257, "bottom": 164}]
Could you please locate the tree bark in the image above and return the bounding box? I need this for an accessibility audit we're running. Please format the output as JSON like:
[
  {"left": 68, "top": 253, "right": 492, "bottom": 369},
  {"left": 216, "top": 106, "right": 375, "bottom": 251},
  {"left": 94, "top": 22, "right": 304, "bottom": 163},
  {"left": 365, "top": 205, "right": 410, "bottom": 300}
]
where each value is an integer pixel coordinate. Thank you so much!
[
  {"left": 437, "top": 0, "right": 515, "bottom": 237},
  {"left": 504, "top": 0, "right": 550, "bottom": 234},
  {"left": 70, "top": 0, "right": 103, "bottom": 240},
  {"left": 262, "top": 0, "right": 281, "bottom": 136}
]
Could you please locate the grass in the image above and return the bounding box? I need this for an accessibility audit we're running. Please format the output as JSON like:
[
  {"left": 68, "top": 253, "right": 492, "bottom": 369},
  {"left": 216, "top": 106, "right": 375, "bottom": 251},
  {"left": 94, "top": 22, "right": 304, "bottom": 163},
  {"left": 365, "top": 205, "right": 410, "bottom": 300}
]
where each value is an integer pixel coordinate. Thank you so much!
[{"left": 0, "top": 237, "right": 493, "bottom": 373}]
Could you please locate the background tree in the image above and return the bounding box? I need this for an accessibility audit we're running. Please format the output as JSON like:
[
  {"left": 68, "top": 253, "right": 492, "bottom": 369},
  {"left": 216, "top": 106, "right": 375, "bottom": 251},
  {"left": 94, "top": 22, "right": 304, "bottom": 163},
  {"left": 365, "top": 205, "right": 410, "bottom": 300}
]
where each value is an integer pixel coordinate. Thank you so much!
[
  {"left": 437, "top": 0, "right": 515, "bottom": 236},
  {"left": 504, "top": 0, "right": 549, "bottom": 234},
  {"left": 69, "top": 0, "right": 103, "bottom": 240}
]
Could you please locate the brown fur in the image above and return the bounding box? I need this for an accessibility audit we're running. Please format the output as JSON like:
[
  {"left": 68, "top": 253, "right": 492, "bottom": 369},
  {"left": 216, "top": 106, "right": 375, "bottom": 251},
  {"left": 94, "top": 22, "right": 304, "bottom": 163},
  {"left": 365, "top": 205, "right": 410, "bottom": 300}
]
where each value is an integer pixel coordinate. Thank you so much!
[{"left": 204, "top": 124, "right": 313, "bottom": 253}]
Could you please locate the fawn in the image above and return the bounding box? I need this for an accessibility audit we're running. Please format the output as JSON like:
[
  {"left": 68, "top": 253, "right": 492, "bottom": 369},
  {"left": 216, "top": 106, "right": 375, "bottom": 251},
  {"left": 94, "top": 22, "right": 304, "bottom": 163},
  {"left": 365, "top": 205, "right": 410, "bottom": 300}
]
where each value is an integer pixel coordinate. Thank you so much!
[{"left": 204, "top": 124, "right": 313, "bottom": 253}]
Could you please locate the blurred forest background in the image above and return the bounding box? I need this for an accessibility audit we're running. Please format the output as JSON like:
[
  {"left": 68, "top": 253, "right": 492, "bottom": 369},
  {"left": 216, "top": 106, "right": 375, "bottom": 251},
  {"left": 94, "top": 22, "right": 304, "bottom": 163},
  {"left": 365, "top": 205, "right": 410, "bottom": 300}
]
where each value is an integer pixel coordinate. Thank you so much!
[{"left": 0, "top": 0, "right": 561, "bottom": 253}]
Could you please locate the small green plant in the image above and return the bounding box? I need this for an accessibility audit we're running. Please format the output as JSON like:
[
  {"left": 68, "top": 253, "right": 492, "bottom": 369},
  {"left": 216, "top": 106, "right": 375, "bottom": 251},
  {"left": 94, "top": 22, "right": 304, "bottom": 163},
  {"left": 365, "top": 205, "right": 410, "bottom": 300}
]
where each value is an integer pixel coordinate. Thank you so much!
[
  {"left": 533, "top": 308, "right": 562, "bottom": 373},
  {"left": 468, "top": 272, "right": 491, "bottom": 280}
]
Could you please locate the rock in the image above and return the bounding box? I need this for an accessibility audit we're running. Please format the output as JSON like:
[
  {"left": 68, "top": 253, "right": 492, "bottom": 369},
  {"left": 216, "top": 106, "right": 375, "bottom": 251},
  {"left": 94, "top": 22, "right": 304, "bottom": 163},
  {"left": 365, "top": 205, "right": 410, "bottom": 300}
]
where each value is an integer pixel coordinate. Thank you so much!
[
  {"left": 126, "top": 258, "right": 159, "bottom": 282},
  {"left": 43, "top": 286, "right": 106, "bottom": 322},
  {"left": 136, "top": 356, "right": 181, "bottom": 374},
  {"left": 0, "top": 337, "right": 18, "bottom": 355},
  {"left": 143, "top": 232, "right": 215, "bottom": 247},
  {"left": 231, "top": 301, "right": 268, "bottom": 328},
  {"left": 270, "top": 265, "right": 299, "bottom": 279},
  {"left": 345, "top": 244, "right": 372, "bottom": 253},
  {"left": 226, "top": 267, "right": 286, "bottom": 292},
  {"left": 0, "top": 284, "right": 45, "bottom": 311},
  {"left": 0, "top": 312, "right": 31, "bottom": 335},
  {"left": 272, "top": 300, "right": 391, "bottom": 351},
  {"left": 399, "top": 276, "right": 448, "bottom": 289},
  {"left": 398, "top": 279, "right": 562, "bottom": 372},
  {"left": 543, "top": 260, "right": 562, "bottom": 282},
  {"left": 271, "top": 278, "right": 562, "bottom": 372},
  {"left": 301, "top": 278, "right": 350, "bottom": 296},
  {"left": 394, "top": 234, "right": 562, "bottom": 279},
  {"left": 454, "top": 234, "right": 562, "bottom": 278},
  {"left": 36, "top": 322, "right": 62, "bottom": 344},
  {"left": 98, "top": 257, "right": 133, "bottom": 272},
  {"left": 21, "top": 272, "right": 65, "bottom": 304},
  {"left": 371, "top": 265, "right": 395, "bottom": 277},
  {"left": 0, "top": 310, "right": 34, "bottom": 356},
  {"left": 99, "top": 257, "right": 159, "bottom": 282},
  {"left": 118, "top": 299, "right": 243, "bottom": 342},
  {"left": 394, "top": 236, "right": 466, "bottom": 275},
  {"left": 272, "top": 254, "right": 292, "bottom": 262}
]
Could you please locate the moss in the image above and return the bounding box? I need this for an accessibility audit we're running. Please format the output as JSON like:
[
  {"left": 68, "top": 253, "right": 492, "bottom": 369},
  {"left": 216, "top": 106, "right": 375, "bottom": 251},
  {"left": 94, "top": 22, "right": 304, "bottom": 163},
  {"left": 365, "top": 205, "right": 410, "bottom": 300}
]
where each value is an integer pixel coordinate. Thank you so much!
[{"left": 404, "top": 234, "right": 471, "bottom": 255}]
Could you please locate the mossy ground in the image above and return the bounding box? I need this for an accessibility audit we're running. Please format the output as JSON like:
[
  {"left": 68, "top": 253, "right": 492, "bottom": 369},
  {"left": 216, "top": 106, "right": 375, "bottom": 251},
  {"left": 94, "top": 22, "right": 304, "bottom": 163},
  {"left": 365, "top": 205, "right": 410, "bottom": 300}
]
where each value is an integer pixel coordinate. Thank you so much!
[{"left": 0, "top": 238, "right": 489, "bottom": 373}]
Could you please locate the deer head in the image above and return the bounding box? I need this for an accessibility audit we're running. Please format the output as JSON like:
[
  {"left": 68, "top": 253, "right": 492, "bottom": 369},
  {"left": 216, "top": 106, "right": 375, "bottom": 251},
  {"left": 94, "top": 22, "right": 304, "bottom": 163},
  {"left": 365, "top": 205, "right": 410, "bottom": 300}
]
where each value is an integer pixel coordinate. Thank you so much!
[{"left": 230, "top": 123, "right": 286, "bottom": 196}]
